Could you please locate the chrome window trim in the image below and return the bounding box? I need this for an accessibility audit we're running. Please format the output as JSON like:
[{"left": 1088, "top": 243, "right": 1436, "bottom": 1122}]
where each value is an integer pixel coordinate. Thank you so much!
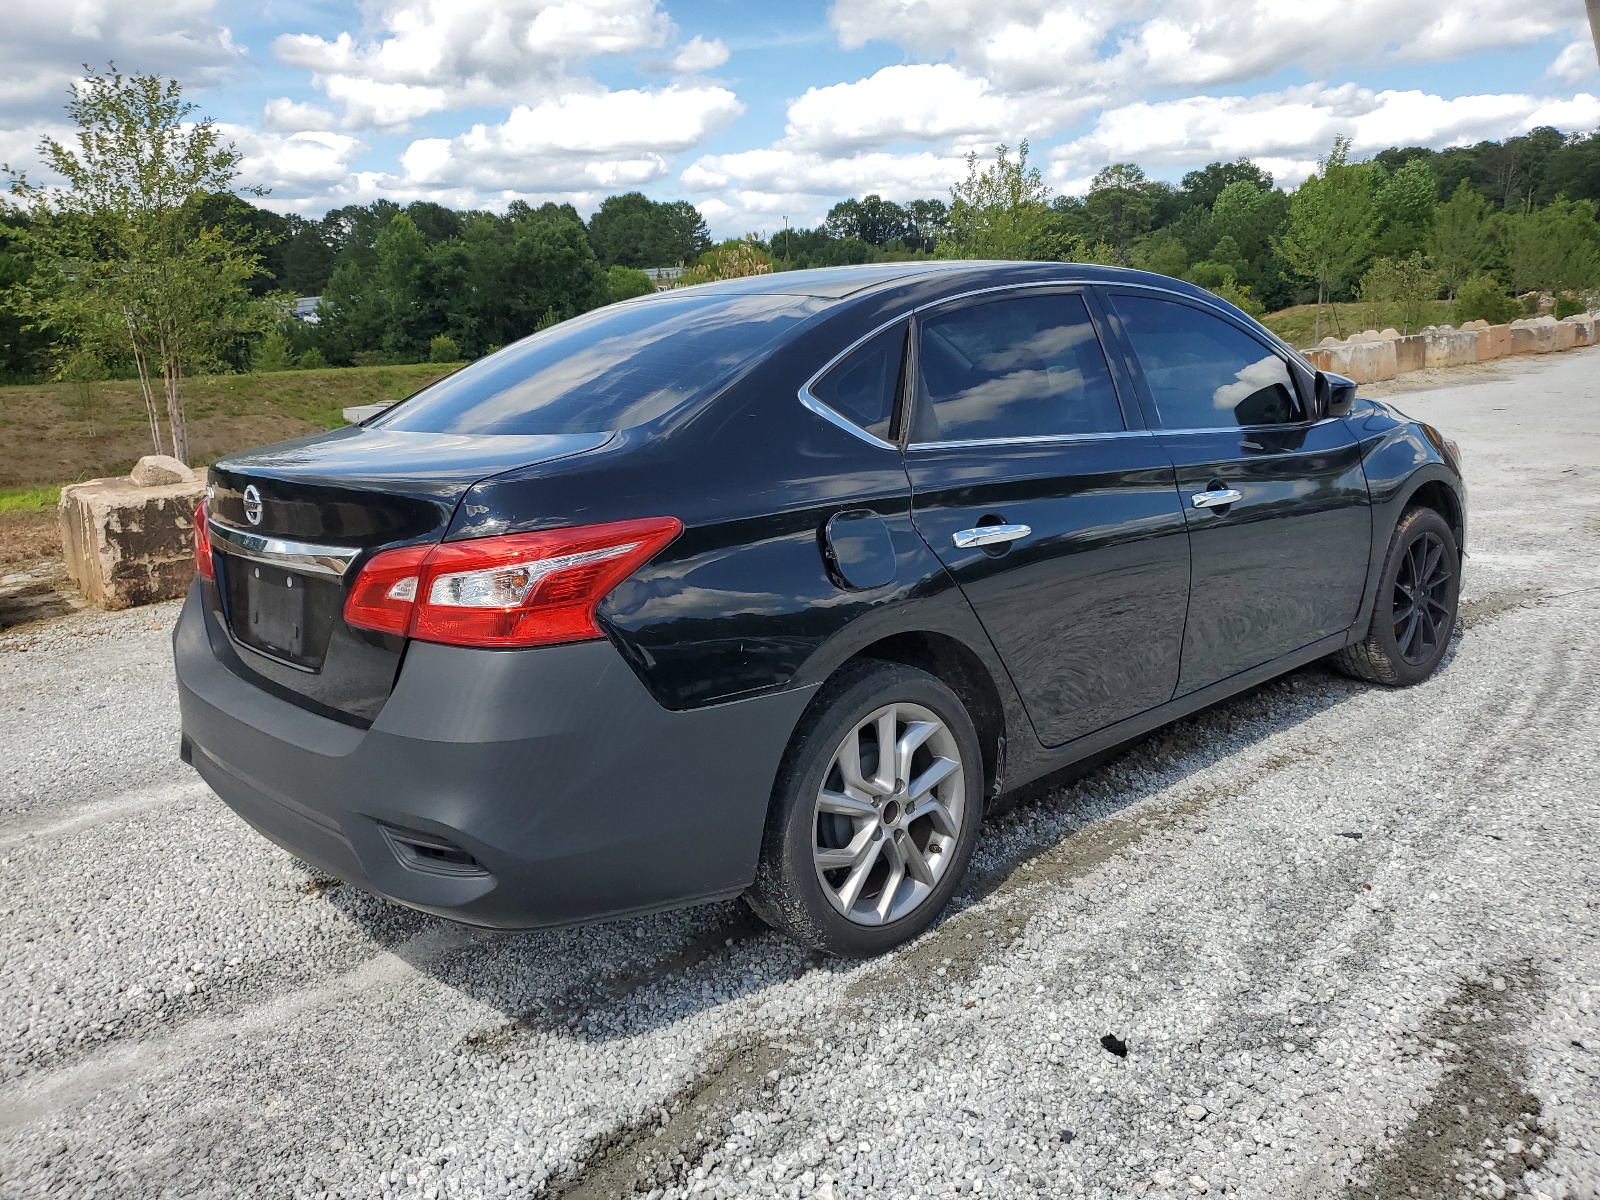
[
  {"left": 792, "top": 274, "right": 1287, "bottom": 451},
  {"left": 796, "top": 313, "right": 908, "bottom": 451},
  {"left": 207, "top": 519, "right": 361, "bottom": 579},
  {"left": 907, "top": 429, "right": 1156, "bottom": 452},
  {"left": 1154, "top": 416, "right": 1346, "bottom": 436}
]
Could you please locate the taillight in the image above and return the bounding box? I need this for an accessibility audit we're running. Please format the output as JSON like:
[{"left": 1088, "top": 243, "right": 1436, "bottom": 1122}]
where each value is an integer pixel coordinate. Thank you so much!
[
  {"left": 193, "top": 500, "right": 215, "bottom": 581},
  {"left": 342, "top": 516, "right": 682, "bottom": 648}
]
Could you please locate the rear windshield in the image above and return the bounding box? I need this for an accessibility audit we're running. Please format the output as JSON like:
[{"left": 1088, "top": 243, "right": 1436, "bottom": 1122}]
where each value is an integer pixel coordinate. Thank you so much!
[{"left": 376, "top": 294, "right": 820, "bottom": 436}]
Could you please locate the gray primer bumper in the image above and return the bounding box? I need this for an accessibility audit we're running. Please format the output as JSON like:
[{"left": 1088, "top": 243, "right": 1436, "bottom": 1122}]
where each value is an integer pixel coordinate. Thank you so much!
[{"left": 173, "top": 583, "right": 817, "bottom": 928}]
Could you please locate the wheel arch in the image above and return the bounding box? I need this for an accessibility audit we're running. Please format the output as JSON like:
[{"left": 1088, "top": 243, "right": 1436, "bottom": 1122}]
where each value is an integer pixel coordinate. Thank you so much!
[
  {"left": 1400, "top": 476, "right": 1466, "bottom": 554},
  {"left": 802, "top": 630, "right": 1010, "bottom": 805}
]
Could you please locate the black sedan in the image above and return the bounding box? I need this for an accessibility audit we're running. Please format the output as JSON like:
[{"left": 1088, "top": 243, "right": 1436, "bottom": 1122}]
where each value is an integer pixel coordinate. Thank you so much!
[{"left": 175, "top": 262, "right": 1465, "bottom": 956}]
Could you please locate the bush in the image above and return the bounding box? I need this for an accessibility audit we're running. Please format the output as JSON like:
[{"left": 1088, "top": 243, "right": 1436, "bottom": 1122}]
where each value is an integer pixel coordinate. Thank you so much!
[
  {"left": 254, "top": 328, "right": 294, "bottom": 373},
  {"left": 605, "top": 265, "right": 655, "bottom": 303},
  {"left": 429, "top": 334, "right": 461, "bottom": 363},
  {"left": 1454, "top": 274, "right": 1518, "bottom": 326},
  {"left": 1555, "top": 292, "right": 1587, "bottom": 319},
  {"left": 295, "top": 347, "right": 328, "bottom": 370}
]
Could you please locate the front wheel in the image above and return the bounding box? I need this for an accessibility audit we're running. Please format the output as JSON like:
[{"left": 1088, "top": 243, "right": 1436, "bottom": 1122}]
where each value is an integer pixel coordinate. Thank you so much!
[
  {"left": 1333, "top": 506, "right": 1460, "bottom": 686},
  {"left": 746, "top": 663, "right": 984, "bottom": 956}
]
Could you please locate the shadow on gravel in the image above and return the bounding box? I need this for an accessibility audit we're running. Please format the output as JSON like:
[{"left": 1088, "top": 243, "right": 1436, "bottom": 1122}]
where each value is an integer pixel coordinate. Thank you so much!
[
  {"left": 1346, "top": 964, "right": 1551, "bottom": 1200},
  {"left": 323, "top": 657, "right": 1376, "bottom": 1071}
]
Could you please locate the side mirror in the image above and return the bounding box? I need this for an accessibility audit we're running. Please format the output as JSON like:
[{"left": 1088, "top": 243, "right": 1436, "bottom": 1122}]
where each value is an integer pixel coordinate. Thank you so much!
[{"left": 1314, "top": 370, "right": 1357, "bottom": 420}]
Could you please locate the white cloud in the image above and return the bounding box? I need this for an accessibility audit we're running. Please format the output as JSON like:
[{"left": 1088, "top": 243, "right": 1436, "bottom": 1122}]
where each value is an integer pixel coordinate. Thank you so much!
[
  {"left": 400, "top": 85, "right": 742, "bottom": 192},
  {"left": 669, "top": 35, "right": 729, "bottom": 73},
  {"left": 1049, "top": 84, "right": 1600, "bottom": 185},
  {"left": 683, "top": 146, "right": 968, "bottom": 200},
  {"left": 274, "top": 0, "right": 670, "bottom": 129},
  {"left": 783, "top": 64, "right": 1021, "bottom": 153},
  {"left": 0, "top": 0, "right": 240, "bottom": 124},
  {"left": 1549, "top": 37, "right": 1599, "bottom": 85},
  {"left": 831, "top": 1, "right": 1575, "bottom": 93},
  {"left": 223, "top": 126, "right": 368, "bottom": 193},
  {"left": 260, "top": 98, "right": 339, "bottom": 133}
]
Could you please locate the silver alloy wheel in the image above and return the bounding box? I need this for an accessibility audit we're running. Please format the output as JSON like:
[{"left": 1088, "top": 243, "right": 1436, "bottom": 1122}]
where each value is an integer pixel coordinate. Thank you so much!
[{"left": 811, "top": 701, "right": 966, "bottom": 926}]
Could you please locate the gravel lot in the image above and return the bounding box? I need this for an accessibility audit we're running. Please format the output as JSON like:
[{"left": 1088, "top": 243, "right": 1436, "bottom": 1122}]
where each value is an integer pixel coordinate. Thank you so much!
[{"left": 2, "top": 348, "right": 1598, "bottom": 1200}]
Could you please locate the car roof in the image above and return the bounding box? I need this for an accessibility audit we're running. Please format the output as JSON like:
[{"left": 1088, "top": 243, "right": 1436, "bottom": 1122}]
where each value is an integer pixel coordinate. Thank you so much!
[{"left": 673, "top": 259, "right": 1224, "bottom": 307}]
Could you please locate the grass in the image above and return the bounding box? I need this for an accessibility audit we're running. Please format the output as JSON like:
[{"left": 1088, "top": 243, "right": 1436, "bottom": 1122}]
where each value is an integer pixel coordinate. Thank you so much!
[
  {"left": 1261, "top": 299, "right": 1460, "bottom": 349},
  {"left": 0, "top": 362, "right": 456, "bottom": 491},
  {"left": 0, "top": 485, "right": 60, "bottom": 515}
]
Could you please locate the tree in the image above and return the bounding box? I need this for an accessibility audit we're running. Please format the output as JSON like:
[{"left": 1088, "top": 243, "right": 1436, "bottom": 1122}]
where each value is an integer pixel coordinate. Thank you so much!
[
  {"left": 1373, "top": 157, "right": 1437, "bottom": 258},
  {"left": 1277, "top": 137, "right": 1378, "bottom": 341},
  {"left": 587, "top": 193, "right": 710, "bottom": 268},
  {"left": 1083, "top": 163, "right": 1158, "bottom": 262},
  {"left": 6, "top": 66, "right": 269, "bottom": 462},
  {"left": 1507, "top": 197, "right": 1600, "bottom": 295},
  {"left": 1428, "top": 180, "right": 1494, "bottom": 300},
  {"left": 1357, "top": 254, "right": 1438, "bottom": 334},
  {"left": 1180, "top": 159, "right": 1275, "bottom": 209},
  {"left": 939, "top": 142, "right": 1052, "bottom": 260}
]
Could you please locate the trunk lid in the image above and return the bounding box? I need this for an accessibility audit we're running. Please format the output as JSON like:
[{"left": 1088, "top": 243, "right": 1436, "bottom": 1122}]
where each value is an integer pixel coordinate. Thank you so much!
[{"left": 204, "top": 425, "right": 611, "bottom": 723}]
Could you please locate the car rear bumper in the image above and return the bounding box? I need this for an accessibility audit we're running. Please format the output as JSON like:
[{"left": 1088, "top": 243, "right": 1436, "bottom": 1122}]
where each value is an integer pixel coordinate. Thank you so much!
[{"left": 173, "top": 582, "right": 816, "bottom": 929}]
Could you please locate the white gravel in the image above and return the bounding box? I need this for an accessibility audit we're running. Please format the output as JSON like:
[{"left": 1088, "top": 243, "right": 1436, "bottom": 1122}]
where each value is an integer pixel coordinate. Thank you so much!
[{"left": 2, "top": 347, "right": 1598, "bottom": 1200}]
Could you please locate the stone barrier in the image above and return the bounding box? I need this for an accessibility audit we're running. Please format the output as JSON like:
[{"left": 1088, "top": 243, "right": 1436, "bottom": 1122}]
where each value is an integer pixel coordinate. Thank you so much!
[
  {"left": 59, "top": 455, "right": 205, "bottom": 610},
  {"left": 1300, "top": 311, "right": 1596, "bottom": 382}
]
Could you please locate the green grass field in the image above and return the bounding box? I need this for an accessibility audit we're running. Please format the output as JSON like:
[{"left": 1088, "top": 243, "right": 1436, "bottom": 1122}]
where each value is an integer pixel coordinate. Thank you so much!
[{"left": 0, "top": 363, "right": 456, "bottom": 491}]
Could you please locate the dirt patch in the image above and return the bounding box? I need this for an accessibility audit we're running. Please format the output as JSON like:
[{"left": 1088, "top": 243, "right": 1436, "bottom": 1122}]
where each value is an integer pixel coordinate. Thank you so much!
[
  {"left": 1459, "top": 588, "right": 1545, "bottom": 630},
  {"left": 549, "top": 1035, "right": 792, "bottom": 1200},
  {"left": 0, "top": 508, "right": 61, "bottom": 568},
  {"left": 1347, "top": 965, "right": 1550, "bottom": 1200}
]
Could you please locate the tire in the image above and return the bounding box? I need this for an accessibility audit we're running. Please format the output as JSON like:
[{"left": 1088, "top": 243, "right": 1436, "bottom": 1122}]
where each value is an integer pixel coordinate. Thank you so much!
[
  {"left": 745, "top": 662, "right": 984, "bottom": 956},
  {"left": 1333, "top": 506, "right": 1461, "bottom": 686}
]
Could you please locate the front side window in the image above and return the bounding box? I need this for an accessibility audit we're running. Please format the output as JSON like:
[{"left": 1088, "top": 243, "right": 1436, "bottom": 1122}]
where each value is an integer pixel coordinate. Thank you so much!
[
  {"left": 808, "top": 322, "right": 906, "bottom": 442},
  {"left": 912, "top": 293, "right": 1124, "bottom": 443},
  {"left": 1111, "top": 294, "right": 1301, "bottom": 429}
]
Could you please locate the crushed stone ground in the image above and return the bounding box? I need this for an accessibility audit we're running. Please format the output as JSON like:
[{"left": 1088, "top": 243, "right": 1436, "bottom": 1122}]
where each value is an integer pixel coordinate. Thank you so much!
[{"left": 2, "top": 347, "right": 1598, "bottom": 1200}]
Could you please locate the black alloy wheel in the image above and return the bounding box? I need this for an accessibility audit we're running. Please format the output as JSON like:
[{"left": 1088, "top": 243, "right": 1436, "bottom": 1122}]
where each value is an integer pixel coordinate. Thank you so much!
[
  {"left": 1392, "top": 529, "right": 1452, "bottom": 665},
  {"left": 1333, "top": 505, "right": 1461, "bottom": 687}
]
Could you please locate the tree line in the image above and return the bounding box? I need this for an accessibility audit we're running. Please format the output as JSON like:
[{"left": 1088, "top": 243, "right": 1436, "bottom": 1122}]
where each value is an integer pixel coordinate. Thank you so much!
[{"left": 3, "top": 66, "right": 1599, "bottom": 463}]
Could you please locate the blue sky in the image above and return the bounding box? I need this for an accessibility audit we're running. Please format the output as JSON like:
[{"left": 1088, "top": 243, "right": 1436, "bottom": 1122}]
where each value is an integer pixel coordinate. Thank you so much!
[{"left": 4, "top": 1, "right": 1598, "bottom": 236}]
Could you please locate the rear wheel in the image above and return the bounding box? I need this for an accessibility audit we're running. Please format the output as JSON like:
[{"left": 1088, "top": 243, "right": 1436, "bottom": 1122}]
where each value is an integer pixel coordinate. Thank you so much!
[
  {"left": 746, "top": 663, "right": 983, "bottom": 956},
  {"left": 1333, "top": 506, "right": 1460, "bottom": 686}
]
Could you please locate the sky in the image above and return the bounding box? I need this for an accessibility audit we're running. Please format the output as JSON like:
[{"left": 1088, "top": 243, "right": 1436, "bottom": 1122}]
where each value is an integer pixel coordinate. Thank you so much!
[{"left": 3, "top": 0, "right": 1599, "bottom": 238}]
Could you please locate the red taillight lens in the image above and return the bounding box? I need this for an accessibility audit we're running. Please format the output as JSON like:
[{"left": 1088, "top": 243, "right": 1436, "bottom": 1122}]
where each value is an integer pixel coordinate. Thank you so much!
[
  {"left": 193, "top": 500, "right": 215, "bottom": 581},
  {"left": 343, "top": 543, "right": 431, "bottom": 637},
  {"left": 342, "top": 517, "right": 682, "bottom": 648}
]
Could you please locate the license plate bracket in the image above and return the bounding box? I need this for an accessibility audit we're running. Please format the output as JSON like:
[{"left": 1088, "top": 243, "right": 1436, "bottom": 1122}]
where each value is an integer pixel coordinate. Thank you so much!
[{"left": 245, "top": 563, "right": 307, "bottom": 659}]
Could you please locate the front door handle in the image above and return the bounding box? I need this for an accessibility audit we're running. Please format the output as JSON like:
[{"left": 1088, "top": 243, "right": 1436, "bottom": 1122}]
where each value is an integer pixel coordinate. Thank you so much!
[
  {"left": 952, "top": 523, "right": 1031, "bottom": 549},
  {"left": 1191, "top": 488, "right": 1242, "bottom": 509}
]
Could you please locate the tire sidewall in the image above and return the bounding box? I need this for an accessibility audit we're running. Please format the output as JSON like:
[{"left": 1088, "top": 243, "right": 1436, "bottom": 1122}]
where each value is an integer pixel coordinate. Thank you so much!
[
  {"left": 751, "top": 664, "right": 985, "bottom": 957},
  {"left": 1372, "top": 507, "right": 1461, "bottom": 685}
]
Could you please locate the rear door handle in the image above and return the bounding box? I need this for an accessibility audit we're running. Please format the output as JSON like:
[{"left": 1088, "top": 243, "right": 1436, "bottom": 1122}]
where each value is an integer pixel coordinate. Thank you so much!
[
  {"left": 952, "top": 523, "right": 1031, "bottom": 549},
  {"left": 1190, "top": 488, "right": 1242, "bottom": 509}
]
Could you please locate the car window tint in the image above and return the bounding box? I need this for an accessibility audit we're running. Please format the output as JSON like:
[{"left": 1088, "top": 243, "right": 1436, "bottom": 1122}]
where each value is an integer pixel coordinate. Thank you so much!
[
  {"left": 809, "top": 322, "right": 905, "bottom": 441},
  {"left": 1111, "top": 294, "right": 1301, "bottom": 429},
  {"left": 913, "top": 293, "right": 1123, "bottom": 442},
  {"left": 377, "top": 295, "right": 820, "bottom": 436}
]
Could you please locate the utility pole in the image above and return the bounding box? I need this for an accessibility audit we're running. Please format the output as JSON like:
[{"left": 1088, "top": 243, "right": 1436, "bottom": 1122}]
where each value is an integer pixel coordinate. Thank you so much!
[{"left": 1590, "top": 0, "right": 1600, "bottom": 65}]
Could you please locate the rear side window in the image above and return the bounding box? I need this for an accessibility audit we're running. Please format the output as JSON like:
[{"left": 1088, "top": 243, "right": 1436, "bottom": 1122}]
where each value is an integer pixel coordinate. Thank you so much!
[
  {"left": 912, "top": 293, "right": 1123, "bottom": 443},
  {"left": 808, "top": 322, "right": 906, "bottom": 442},
  {"left": 378, "top": 294, "right": 819, "bottom": 436},
  {"left": 1111, "top": 294, "right": 1301, "bottom": 429}
]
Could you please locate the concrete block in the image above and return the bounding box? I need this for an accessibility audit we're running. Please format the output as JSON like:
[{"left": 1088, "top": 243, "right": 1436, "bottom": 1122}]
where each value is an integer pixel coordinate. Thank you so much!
[
  {"left": 1394, "top": 334, "right": 1426, "bottom": 374},
  {"left": 1478, "top": 324, "right": 1511, "bottom": 360},
  {"left": 1344, "top": 338, "right": 1398, "bottom": 383},
  {"left": 1304, "top": 348, "right": 1334, "bottom": 373},
  {"left": 343, "top": 403, "right": 390, "bottom": 424},
  {"left": 1510, "top": 316, "right": 1560, "bottom": 355},
  {"left": 1564, "top": 315, "right": 1598, "bottom": 347},
  {"left": 1423, "top": 330, "right": 1480, "bottom": 369},
  {"left": 59, "top": 474, "right": 205, "bottom": 610}
]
